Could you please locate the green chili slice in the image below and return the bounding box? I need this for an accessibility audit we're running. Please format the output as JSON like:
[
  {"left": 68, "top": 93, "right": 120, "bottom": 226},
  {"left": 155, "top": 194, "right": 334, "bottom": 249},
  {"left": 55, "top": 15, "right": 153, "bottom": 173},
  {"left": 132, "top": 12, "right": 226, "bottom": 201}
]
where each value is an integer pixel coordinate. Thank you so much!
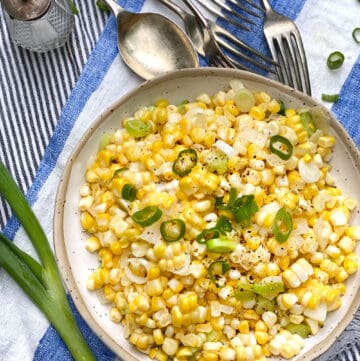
[
  {"left": 113, "top": 168, "right": 128, "bottom": 178},
  {"left": 121, "top": 183, "right": 137, "bottom": 201},
  {"left": 353, "top": 28, "right": 360, "bottom": 44},
  {"left": 273, "top": 207, "right": 293, "bottom": 243},
  {"left": 132, "top": 206, "right": 162, "bottom": 227},
  {"left": 160, "top": 219, "right": 185, "bottom": 242},
  {"left": 285, "top": 323, "right": 311, "bottom": 339},
  {"left": 327, "top": 51, "right": 345, "bottom": 70},
  {"left": 125, "top": 119, "right": 152, "bottom": 138},
  {"left": 237, "top": 282, "right": 285, "bottom": 300},
  {"left": 269, "top": 135, "right": 293, "bottom": 160},
  {"left": 299, "top": 110, "right": 317, "bottom": 136},
  {"left": 206, "top": 236, "right": 237, "bottom": 253},
  {"left": 172, "top": 149, "right": 198, "bottom": 176},
  {"left": 321, "top": 93, "right": 339, "bottom": 103},
  {"left": 277, "top": 100, "right": 286, "bottom": 115},
  {"left": 208, "top": 260, "right": 230, "bottom": 287},
  {"left": 196, "top": 228, "right": 221, "bottom": 244}
]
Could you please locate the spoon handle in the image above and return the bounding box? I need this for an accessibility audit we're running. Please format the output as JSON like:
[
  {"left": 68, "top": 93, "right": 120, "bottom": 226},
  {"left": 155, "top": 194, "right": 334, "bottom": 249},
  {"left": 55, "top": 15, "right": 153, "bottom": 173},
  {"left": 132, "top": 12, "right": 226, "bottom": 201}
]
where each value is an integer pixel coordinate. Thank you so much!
[
  {"left": 157, "top": 0, "right": 187, "bottom": 21},
  {"left": 102, "top": 0, "right": 124, "bottom": 17}
]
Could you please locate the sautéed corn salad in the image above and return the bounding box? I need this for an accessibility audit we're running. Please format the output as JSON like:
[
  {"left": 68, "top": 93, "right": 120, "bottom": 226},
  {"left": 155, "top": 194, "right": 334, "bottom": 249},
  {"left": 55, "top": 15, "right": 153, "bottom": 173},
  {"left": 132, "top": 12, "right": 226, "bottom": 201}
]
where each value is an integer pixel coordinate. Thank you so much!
[{"left": 79, "top": 80, "right": 360, "bottom": 361}]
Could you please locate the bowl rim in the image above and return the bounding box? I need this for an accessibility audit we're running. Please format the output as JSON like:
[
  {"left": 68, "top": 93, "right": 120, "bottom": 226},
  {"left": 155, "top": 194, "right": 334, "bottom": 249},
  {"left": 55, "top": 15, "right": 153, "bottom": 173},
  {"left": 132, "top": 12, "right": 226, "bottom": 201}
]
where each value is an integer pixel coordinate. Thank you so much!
[{"left": 54, "top": 67, "right": 360, "bottom": 361}]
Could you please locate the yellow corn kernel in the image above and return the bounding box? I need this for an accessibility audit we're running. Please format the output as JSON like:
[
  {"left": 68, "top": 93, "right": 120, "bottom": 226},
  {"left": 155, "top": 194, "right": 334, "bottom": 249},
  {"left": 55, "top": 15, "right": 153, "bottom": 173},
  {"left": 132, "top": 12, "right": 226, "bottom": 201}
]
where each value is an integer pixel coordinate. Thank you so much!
[
  {"left": 278, "top": 192, "right": 298, "bottom": 210},
  {"left": 176, "top": 347, "right": 194, "bottom": 359},
  {"left": 191, "top": 127, "right": 206, "bottom": 143},
  {"left": 318, "top": 135, "right": 336, "bottom": 148},
  {"left": 103, "top": 285, "right": 116, "bottom": 302},
  {"left": 249, "top": 105, "right": 266, "bottom": 120},
  {"left": 268, "top": 99, "right": 281, "bottom": 113},
  {"left": 153, "top": 329, "right": 164, "bottom": 345},
  {"left": 238, "top": 320, "right": 250, "bottom": 334},
  {"left": 345, "top": 226, "right": 360, "bottom": 240},
  {"left": 285, "top": 108, "right": 297, "bottom": 117},
  {"left": 151, "top": 296, "right": 166, "bottom": 313},
  {"left": 85, "top": 236, "right": 101, "bottom": 253},
  {"left": 179, "top": 176, "right": 199, "bottom": 196},
  {"left": 109, "top": 240, "right": 123, "bottom": 256},
  {"left": 343, "top": 258, "right": 358, "bottom": 275},
  {"left": 153, "top": 241, "right": 167, "bottom": 259},
  {"left": 255, "top": 331, "right": 269, "bottom": 345},
  {"left": 155, "top": 98, "right": 169, "bottom": 108},
  {"left": 320, "top": 259, "right": 340, "bottom": 278},
  {"left": 204, "top": 131, "right": 216, "bottom": 148},
  {"left": 179, "top": 292, "right": 198, "bottom": 313},
  {"left": 95, "top": 213, "right": 110, "bottom": 232},
  {"left": 148, "top": 265, "right": 161, "bottom": 280},
  {"left": 200, "top": 351, "right": 218, "bottom": 361},
  {"left": 145, "top": 278, "right": 164, "bottom": 296},
  {"left": 80, "top": 211, "right": 95, "bottom": 231},
  {"left": 149, "top": 349, "right": 168, "bottom": 361}
]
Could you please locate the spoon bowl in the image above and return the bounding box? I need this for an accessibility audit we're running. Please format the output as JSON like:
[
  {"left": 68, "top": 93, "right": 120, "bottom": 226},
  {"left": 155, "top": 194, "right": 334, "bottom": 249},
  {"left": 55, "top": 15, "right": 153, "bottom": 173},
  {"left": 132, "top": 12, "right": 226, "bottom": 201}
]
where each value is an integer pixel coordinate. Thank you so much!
[{"left": 103, "top": 0, "right": 199, "bottom": 79}]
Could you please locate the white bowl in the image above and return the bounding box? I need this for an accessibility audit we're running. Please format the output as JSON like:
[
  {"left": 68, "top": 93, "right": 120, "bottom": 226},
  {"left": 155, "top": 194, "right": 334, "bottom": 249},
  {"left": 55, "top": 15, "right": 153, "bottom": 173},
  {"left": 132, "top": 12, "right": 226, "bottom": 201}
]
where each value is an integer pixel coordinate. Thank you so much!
[{"left": 54, "top": 68, "right": 360, "bottom": 361}]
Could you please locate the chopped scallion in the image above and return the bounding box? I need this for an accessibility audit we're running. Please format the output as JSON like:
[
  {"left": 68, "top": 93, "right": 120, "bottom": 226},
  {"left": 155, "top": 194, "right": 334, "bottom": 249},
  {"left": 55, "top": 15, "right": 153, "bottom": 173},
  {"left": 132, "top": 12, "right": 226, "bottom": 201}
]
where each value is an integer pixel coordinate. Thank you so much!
[
  {"left": 327, "top": 51, "right": 345, "bottom": 70},
  {"left": 321, "top": 93, "right": 339, "bottom": 103},
  {"left": 352, "top": 27, "right": 360, "bottom": 44}
]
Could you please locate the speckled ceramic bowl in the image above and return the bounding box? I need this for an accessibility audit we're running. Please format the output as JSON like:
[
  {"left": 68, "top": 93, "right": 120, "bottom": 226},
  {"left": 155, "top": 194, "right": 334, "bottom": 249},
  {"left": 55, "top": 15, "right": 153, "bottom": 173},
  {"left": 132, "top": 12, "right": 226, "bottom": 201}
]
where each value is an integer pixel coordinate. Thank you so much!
[{"left": 54, "top": 68, "right": 360, "bottom": 361}]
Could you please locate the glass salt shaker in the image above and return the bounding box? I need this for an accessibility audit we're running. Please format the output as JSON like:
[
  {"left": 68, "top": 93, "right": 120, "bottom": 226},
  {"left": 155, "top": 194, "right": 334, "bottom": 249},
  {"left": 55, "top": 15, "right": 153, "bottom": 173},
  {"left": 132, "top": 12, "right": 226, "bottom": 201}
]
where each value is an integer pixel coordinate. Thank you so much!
[{"left": 2, "top": 0, "right": 75, "bottom": 52}]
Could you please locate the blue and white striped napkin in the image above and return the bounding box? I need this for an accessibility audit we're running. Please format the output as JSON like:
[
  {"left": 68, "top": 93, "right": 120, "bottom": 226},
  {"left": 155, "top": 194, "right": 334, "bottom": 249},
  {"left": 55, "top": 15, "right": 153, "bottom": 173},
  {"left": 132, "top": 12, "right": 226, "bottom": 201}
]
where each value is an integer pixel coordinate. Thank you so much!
[{"left": 1, "top": 0, "right": 360, "bottom": 360}]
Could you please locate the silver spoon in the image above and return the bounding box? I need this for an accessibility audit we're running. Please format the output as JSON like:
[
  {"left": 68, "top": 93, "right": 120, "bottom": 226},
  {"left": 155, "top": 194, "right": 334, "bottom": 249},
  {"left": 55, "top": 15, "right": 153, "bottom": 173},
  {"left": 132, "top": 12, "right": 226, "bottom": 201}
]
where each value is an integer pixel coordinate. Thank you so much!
[{"left": 103, "top": 0, "right": 199, "bottom": 79}]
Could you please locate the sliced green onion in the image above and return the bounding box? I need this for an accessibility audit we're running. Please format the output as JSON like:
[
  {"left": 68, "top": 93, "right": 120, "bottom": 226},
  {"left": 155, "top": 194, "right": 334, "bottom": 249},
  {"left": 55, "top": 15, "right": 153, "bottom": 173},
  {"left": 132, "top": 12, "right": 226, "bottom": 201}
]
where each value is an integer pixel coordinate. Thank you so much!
[
  {"left": 131, "top": 206, "right": 162, "bottom": 227},
  {"left": 299, "top": 111, "right": 317, "bottom": 136},
  {"left": 121, "top": 183, "right": 137, "bottom": 201},
  {"left": 327, "top": 51, "right": 345, "bottom": 70},
  {"left": 98, "top": 133, "right": 112, "bottom": 151},
  {"left": 125, "top": 119, "right": 152, "bottom": 138},
  {"left": 206, "top": 236, "right": 237, "bottom": 253},
  {"left": 233, "top": 195, "right": 259, "bottom": 223},
  {"left": 273, "top": 207, "right": 293, "bottom": 243},
  {"left": 204, "top": 149, "right": 228, "bottom": 174},
  {"left": 237, "top": 281, "right": 285, "bottom": 300},
  {"left": 172, "top": 149, "right": 197, "bottom": 176},
  {"left": 321, "top": 93, "right": 339, "bottom": 103},
  {"left": 269, "top": 135, "right": 293, "bottom": 160},
  {"left": 177, "top": 100, "right": 189, "bottom": 114},
  {"left": 353, "top": 27, "right": 360, "bottom": 44},
  {"left": 196, "top": 228, "right": 221, "bottom": 244},
  {"left": 234, "top": 88, "right": 256, "bottom": 113},
  {"left": 215, "top": 215, "right": 232, "bottom": 233},
  {"left": 277, "top": 100, "right": 286, "bottom": 115},
  {"left": 208, "top": 260, "right": 230, "bottom": 287},
  {"left": 160, "top": 219, "right": 185, "bottom": 242},
  {"left": 0, "top": 161, "right": 95, "bottom": 360},
  {"left": 286, "top": 323, "right": 311, "bottom": 338}
]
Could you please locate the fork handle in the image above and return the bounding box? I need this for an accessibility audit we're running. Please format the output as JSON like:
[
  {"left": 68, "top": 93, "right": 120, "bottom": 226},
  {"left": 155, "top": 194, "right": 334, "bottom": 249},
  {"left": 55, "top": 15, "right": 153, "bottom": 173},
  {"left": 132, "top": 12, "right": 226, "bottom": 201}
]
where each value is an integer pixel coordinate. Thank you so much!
[
  {"left": 181, "top": 0, "right": 208, "bottom": 28},
  {"left": 157, "top": 0, "right": 187, "bottom": 21}
]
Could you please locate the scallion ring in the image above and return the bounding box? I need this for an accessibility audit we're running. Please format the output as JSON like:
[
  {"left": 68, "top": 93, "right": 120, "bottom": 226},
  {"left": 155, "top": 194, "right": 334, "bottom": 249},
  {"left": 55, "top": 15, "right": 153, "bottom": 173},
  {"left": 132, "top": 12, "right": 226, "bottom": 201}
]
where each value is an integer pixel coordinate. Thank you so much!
[
  {"left": 352, "top": 28, "right": 360, "bottom": 44},
  {"left": 321, "top": 93, "right": 339, "bottom": 103},
  {"left": 206, "top": 236, "right": 237, "bottom": 253},
  {"left": 208, "top": 260, "right": 230, "bottom": 287},
  {"left": 269, "top": 135, "right": 293, "bottom": 160},
  {"left": 172, "top": 149, "right": 198, "bottom": 176},
  {"left": 125, "top": 119, "right": 152, "bottom": 138},
  {"left": 160, "top": 219, "right": 185, "bottom": 242},
  {"left": 327, "top": 51, "right": 345, "bottom": 70},
  {"left": 121, "top": 183, "right": 137, "bottom": 201},
  {"left": 131, "top": 206, "right": 162, "bottom": 227},
  {"left": 272, "top": 207, "right": 293, "bottom": 243}
]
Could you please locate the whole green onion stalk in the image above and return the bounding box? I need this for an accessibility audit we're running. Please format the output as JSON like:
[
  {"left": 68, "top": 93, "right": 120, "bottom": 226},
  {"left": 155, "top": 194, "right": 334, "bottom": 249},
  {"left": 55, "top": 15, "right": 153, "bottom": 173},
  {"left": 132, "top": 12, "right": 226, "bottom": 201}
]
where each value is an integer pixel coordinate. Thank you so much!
[{"left": 0, "top": 161, "right": 95, "bottom": 361}]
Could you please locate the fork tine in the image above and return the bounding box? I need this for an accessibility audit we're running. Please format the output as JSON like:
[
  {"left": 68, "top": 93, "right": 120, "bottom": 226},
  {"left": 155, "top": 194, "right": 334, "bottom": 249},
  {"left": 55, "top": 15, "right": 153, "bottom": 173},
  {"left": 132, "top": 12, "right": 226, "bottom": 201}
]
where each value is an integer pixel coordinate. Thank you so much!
[
  {"left": 291, "top": 30, "right": 312, "bottom": 95},
  {"left": 215, "top": 25, "right": 278, "bottom": 66},
  {"left": 211, "top": 0, "right": 261, "bottom": 18},
  {"left": 195, "top": 0, "right": 253, "bottom": 30},
  {"left": 217, "top": 38, "right": 276, "bottom": 73},
  {"left": 240, "top": 0, "right": 264, "bottom": 12}
]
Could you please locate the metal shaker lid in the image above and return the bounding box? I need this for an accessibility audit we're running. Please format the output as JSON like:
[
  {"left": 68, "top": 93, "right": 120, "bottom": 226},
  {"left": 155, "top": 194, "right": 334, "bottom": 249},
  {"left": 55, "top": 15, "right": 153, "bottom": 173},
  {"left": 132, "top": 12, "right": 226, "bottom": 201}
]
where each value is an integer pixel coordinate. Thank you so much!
[{"left": 2, "top": 0, "right": 51, "bottom": 20}]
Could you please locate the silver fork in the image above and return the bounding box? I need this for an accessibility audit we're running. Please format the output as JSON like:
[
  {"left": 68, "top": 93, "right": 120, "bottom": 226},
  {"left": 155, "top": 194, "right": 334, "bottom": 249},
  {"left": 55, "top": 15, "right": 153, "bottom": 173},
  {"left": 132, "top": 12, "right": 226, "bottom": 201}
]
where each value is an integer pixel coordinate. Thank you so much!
[
  {"left": 158, "top": 0, "right": 276, "bottom": 73},
  {"left": 194, "top": 0, "right": 263, "bottom": 31},
  {"left": 258, "top": 0, "right": 311, "bottom": 95}
]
